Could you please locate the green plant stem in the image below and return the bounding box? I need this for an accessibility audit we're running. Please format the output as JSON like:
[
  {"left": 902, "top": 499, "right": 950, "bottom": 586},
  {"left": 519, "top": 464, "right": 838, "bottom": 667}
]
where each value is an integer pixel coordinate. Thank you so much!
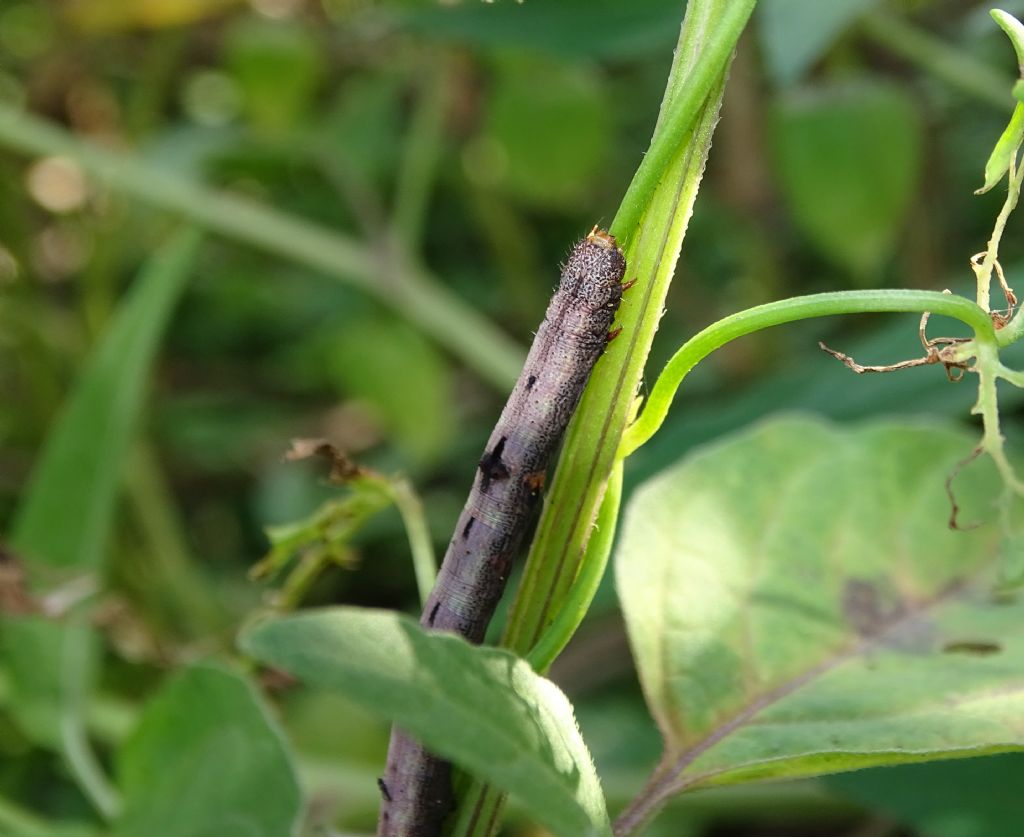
[
  {"left": 450, "top": 3, "right": 757, "bottom": 835},
  {"left": 621, "top": 289, "right": 995, "bottom": 458},
  {"left": 0, "top": 668, "right": 137, "bottom": 747},
  {"left": 975, "top": 338, "right": 1024, "bottom": 493},
  {"left": 860, "top": 8, "right": 1013, "bottom": 112},
  {"left": 388, "top": 477, "right": 437, "bottom": 606},
  {"left": 612, "top": 0, "right": 758, "bottom": 240},
  {"left": 60, "top": 620, "right": 121, "bottom": 820},
  {"left": 0, "top": 103, "right": 523, "bottom": 391},
  {"left": 997, "top": 360, "right": 1024, "bottom": 386},
  {"left": 526, "top": 461, "right": 622, "bottom": 672},
  {"left": 504, "top": 0, "right": 754, "bottom": 664},
  {"left": 393, "top": 59, "right": 448, "bottom": 254},
  {"left": 991, "top": 154, "right": 1024, "bottom": 344},
  {"left": 976, "top": 156, "right": 1024, "bottom": 315}
]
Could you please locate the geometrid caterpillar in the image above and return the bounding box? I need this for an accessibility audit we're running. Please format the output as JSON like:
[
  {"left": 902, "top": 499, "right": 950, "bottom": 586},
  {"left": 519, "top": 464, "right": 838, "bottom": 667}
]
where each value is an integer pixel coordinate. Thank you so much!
[{"left": 379, "top": 227, "right": 629, "bottom": 836}]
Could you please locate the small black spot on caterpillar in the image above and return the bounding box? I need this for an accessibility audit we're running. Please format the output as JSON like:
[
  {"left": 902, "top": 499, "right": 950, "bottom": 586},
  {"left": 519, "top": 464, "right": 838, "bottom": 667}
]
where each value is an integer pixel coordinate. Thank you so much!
[
  {"left": 478, "top": 437, "right": 510, "bottom": 491},
  {"left": 377, "top": 778, "right": 392, "bottom": 802},
  {"left": 386, "top": 226, "right": 627, "bottom": 835}
]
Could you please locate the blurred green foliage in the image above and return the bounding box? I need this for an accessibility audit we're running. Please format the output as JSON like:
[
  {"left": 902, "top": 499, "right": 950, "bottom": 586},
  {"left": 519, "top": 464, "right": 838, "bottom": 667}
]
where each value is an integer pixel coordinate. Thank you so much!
[
  {"left": 1, "top": 1, "right": 1024, "bottom": 835},
  {"left": 770, "top": 80, "right": 923, "bottom": 280}
]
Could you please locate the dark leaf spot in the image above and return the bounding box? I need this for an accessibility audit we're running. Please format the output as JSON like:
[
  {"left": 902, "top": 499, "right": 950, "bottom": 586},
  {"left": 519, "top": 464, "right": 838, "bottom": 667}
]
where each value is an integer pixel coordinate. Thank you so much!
[
  {"left": 841, "top": 578, "right": 905, "bottom": 638},
  {"left": 942, "top": 640, "right": 1001, "bottom": 656}
]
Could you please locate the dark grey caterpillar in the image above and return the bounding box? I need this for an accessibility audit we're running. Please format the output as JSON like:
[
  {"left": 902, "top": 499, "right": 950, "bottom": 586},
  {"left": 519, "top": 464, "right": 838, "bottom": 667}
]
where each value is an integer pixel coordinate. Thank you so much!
[{"left": 379, "top": 228, "right": 628, "bottom": 836}]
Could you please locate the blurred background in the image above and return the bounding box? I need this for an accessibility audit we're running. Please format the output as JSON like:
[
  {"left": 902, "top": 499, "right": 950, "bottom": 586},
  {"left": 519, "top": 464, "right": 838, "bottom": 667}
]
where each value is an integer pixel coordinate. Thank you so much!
[{"left": 2, "top": 0, "right": 1024, "bottom": 834}]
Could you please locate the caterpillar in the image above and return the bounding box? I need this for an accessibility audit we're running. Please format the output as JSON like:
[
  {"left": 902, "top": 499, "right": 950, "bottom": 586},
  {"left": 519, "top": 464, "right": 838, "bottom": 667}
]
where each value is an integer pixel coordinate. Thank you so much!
[{"left": 379, "top": 227, "right": 629, "bottom": 836}]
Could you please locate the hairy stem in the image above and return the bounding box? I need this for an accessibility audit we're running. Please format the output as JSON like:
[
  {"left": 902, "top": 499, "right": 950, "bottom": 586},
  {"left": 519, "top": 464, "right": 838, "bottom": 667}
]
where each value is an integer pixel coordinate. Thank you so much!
[
  {"left": 525, "top": 460, "right": 623, "bottom": 672},
  {"left": 452, "top": 2, "right": 757, "bottom": 834}
]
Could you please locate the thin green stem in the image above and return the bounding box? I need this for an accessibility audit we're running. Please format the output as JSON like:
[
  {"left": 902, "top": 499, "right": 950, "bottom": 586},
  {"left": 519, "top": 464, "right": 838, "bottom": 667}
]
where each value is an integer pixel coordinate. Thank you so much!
[
  {"left": 393, "top": 60, "right": 448, "bottom": 254},
  {"left": 860, "top": 8, "right": 1013, "bottom": 112},
  {"left": 389, "top": 477, "right": 437, "bottom": 606},
  {"left": 621, "top": 290, "right": 995, "bottom": 458},
  {"left": 0, "top": 667, "right": 138, "bottom": 748},
  {"left": 976, "top": 155, "right": 1024, "bottom": 315},
  {"left": 997, "top": 307, "right": 1024, "bottom": 345},
  {"left": 974, "top": 339, "right": 1024, "bottom": 493},
  {"left": 60, "top": 623, "right": 120, "bottom": 820},
  {"left": 0, "top": 103, "right": 524, "bottom": 390},
  {"left": 996, "top": 360, "right": 1024, "bottom": 386},
  {"left": 992, "top": 159, "right": 1024, "bottom": 346},
  {"left": 525, "top": 461, "right": 622, "bottom": 672},
  {"left": 456, "top": 3, "right": 756, "bottom": 834},
  {"left": 504, "top": 0, "right": 754, "bottom": 661}
]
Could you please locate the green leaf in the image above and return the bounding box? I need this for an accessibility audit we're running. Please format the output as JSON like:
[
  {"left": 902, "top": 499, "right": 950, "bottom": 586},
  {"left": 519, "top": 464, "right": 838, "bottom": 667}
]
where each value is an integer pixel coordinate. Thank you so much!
[
  {"left": 225, "top": 17, "right": 325, "bottom": 133},
  {"left": 770, "top": 81, "right": 923, "bottom": 280},
  {"left": 321, "top": 75, "right": 403, "bottom": 184},
  {"left": 480, "top": 55, "right": 611, "bottom": 209},
  {"left": 829, "top": 753, "right": 1024, "bottom": 837},
  {"left": 2, "top": 229, "right": 200, "bottom": 802},
  {"left": 253, "top": 441, "right": 406, "bottom": 609},
  {"left": 977, "top": 101, "right": 1024, "bottom": 194},
  {"left": 239, "top": 608, "right": 610, "bottom": 837},
  {"left": 758, "top": 0, "right": 877, "bottom": 85},
  {"left": 979, "top": 10, "right": 1024, "bottom": 193},
  {"left": 325, "top": 314, "right": 454, "bottom": 467},
  {"left": 617, "top": 416, "right": 1021, "bottom": 807},
  {"left": 10, "top": 227, "right": 201, "bottom": 577},
  {"left": 113, "top": 665, "right": 302, "bottom": 837},
  {"left": 397, "top": 0, "right": 680, "bottom": 60},
  {"left": 992, "top": 9, "right": 1024, "bottom": 77}
]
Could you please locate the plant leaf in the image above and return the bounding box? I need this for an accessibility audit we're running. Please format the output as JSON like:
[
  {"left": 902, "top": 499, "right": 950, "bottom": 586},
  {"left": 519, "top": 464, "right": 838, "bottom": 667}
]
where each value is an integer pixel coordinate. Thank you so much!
[
  {"left": 992, "top": 9, "right": 1024, "bottom": 77},
  {"left": 112, "top": 665, "right": 302, "bottom": 837},
  {"left": 829, "top": 753, "right": 1024, "bottom": 837},
  {"left": 977, "top": 102, "right": 1024, "bottom": 194},
  {"left": 617, "top": 416, "right": 1021, "bottom": 807},
  {"left": 770, "top": 81, "right": 923, "bottom": 280},
  {"left": 323, "top": 313, "right": 454, "bottom": 467},
  {"left": 758, "top": 0, "right": 877, "bottom": 85},
  {"left": 398, "top": 0, "right": 680, "bottom": 60},
  {"left": 3, "top": 228, "right": 201, "bottom": 754},
  {"left": 239, "top": 607, "right": 610, "bottom": 837},
  {"left": 482, "top": 55, "right": 611, "bottom": 209},
  {"left": 225, "top": 16, "right": 325, "bottom": 132}
]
